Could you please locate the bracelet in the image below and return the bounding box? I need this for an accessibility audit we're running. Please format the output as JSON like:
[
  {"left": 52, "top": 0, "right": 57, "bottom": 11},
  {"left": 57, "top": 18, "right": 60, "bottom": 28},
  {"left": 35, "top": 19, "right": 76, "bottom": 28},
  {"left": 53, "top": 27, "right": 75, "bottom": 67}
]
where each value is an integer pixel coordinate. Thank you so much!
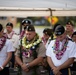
[{"left": 0, "top": 66, "right": 4, "bottom": 70}]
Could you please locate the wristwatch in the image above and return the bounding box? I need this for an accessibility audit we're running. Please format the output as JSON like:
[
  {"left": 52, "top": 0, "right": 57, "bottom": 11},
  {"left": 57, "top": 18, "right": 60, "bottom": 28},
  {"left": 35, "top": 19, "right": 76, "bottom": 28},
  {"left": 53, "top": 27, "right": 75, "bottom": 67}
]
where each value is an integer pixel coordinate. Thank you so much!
[
  {"left": 26, "top": 63, "right": 29, "bottom": 68},
  {"left": 0, "top": 66, "right": 4, "bottom": 70}
]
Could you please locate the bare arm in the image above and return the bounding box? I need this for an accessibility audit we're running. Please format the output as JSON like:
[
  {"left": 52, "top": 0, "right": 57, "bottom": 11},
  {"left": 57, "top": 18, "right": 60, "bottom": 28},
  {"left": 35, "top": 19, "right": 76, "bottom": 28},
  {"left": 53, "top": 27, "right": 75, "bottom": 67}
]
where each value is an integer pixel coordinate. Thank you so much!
[
  {"left": 28, "top": 57, "right": 43, "bottom": 67},
  {"left": 47, "top": 56, "right": 56, "bottom": 70},
  {"left": 0, "top": 52, "right": 12, "bottom": 70},
  {"left": 58, "top": 58, "right": 75, "bottom": 70}
]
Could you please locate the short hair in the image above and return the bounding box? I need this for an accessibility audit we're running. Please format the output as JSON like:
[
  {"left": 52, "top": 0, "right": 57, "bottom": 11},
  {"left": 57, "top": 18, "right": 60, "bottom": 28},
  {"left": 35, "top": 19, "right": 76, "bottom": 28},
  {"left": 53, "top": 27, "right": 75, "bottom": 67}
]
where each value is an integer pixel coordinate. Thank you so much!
[
  {"left": 0, "top": 24, "right": 3, "bottom": 32},
  {"left": 72, "top": 31, "right": 76, "bottom": 37},
  {"left": 43, "top": 28, "right": 52, "bottom": 36},
  {"left": 6, "top": 22, "right": 13, "bottom": 28}
]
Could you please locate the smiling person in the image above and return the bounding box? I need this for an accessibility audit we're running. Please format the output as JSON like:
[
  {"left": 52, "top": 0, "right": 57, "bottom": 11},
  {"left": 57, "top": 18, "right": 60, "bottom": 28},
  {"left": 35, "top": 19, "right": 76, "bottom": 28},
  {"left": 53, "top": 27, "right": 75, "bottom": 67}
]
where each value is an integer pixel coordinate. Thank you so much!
[
  {"left": 15, "top": 25, "right": 47, "bottom": 75},
  {"left": 0, "top": 24, "right": 14, "bottom": 75},
  {"left": 46, "top": 25, "right": 76, "bottom": 75}
]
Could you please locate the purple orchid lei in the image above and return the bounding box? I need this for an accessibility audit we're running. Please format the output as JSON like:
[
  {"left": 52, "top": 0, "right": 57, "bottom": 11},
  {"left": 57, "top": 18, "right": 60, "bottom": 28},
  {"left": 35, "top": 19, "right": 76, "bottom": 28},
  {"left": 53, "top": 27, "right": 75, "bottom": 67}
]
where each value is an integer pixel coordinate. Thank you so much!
[
  {"left": 53, "top": 37, "right": 68, "bottom": 60},
  {"left": 0, "top": 35, "right": 6, "bottom": 51}
]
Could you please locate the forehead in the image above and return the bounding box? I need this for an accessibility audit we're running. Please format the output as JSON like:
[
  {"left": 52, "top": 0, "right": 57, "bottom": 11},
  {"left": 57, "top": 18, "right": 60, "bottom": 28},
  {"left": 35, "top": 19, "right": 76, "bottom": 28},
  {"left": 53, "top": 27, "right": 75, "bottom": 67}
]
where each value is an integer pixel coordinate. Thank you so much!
[
  {"left": 25, "top": 30, "right": 35, "bottom": 34},
  {"left": 66, "top": 24, "right": 73, "bottom": 27},
  {"left": 72, "top": 35, "right": 76, "bottom": 37},
  {"left": 6, "top": 26, "right": 12, "bottom": 28}
]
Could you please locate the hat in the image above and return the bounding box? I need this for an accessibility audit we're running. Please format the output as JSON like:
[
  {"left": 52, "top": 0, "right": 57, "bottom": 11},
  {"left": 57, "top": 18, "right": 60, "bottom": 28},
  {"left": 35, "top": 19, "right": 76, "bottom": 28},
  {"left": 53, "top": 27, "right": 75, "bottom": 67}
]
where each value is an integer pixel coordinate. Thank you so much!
[
  {"left": 25, "top": 25, "right": 35, "bottom": 32},
  {"left": 66, "top": 21, "right": 74, "bottom": 26},
  {"left": 54, "top": 25, "right": 65, "bottom": 36},
  {"left": 6, "top": 22, "right": 13, "bottom": 28},
  {"left": 0, "top": 24, "right": 3, "bottom": 32},
  {"left": 53, "top": 23, "right": 61, "bottom": 32},
  {"left": 21, "top": 19, "right": 32, "bottom": 25},
  {"left": 43, "top": 28, "right": 52, "bottom": 36}
]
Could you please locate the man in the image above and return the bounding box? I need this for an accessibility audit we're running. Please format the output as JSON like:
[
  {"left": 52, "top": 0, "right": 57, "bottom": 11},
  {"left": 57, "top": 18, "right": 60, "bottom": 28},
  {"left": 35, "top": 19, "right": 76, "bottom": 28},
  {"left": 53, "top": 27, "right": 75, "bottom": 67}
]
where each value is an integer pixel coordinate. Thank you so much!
[
  {"left": 0, "top": 24, "right": 14, "bottom": 75},
  {"left": 6, "top": 22, "right": 19, "bottom": 68},
  {"left": 42, "top": 28, "right": 53, "bottom": 49},
  {"left": 15, "top": 25, "right": 47, "bottom": 75},
  {"left": 65, "top": 21, "right": 74, "bottom": 40},
  {"left": 20, "top": 19, "right": 32, "bottom": 39},
  {"left": 46, "top": 25, "right": 76, "bottom": 75}
]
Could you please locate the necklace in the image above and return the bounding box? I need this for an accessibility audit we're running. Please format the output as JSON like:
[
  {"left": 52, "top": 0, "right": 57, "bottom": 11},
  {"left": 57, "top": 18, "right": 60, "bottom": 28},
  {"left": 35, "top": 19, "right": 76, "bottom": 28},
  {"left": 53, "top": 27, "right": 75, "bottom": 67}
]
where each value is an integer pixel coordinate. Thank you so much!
[
  {"left": 53, "top": 37, "right": 68, "bottom": 60},
  {"left": 22, "top": 37, "right": 41, "bottom": 49},
  {"left": 0, "top": 35, "right": 6, "bottom": 51},
  {"left": 7, "top": 31, "right": 15, "bottom": 39},
  {"left": 22, "top": 35, "right": 42, "bottom": 57}
]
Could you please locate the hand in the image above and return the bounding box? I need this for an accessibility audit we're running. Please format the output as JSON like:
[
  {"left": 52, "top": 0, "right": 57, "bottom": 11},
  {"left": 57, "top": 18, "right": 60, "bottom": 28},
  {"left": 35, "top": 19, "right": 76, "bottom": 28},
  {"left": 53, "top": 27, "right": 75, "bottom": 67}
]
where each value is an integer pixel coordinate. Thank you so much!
[
  {"left": 21, "top": 63, "right": 29, "bottom": 72},
  {"left": 52, "top": 67, "right": 60, "bottom": 75}
]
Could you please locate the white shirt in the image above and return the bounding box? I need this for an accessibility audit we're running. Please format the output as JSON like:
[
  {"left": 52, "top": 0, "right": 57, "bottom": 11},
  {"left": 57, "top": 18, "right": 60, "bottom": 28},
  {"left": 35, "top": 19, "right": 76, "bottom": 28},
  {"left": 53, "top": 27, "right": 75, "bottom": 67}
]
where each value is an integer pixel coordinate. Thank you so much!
[
  {"left": 46, "top": 40, "right": 76, "bottom": 67},
  {"left": 0, "top": 39, "right": 14, "bottom": 67}
]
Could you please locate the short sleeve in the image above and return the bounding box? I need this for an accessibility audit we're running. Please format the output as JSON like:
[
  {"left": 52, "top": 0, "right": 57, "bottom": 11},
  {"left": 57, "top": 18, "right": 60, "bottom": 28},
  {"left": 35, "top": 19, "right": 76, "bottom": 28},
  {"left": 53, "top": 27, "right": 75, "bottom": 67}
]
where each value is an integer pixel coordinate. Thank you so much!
[
  {"left": 6, "top": 40, "right": 15, "bottom": 52},
  {"left": 37, "top": 43, "right": 46, "bottom": 57}
]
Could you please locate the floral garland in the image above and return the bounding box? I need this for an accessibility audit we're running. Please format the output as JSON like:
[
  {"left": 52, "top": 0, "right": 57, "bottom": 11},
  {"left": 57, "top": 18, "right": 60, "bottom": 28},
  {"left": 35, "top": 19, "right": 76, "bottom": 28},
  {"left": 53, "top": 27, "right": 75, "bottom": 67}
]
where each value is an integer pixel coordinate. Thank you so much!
[
  {"left": 7, "top": 31, "right": 15, "bottom": 39},
  {"left": 22, "top": 35, "right": 42, "bottom": 57},
  {"left": 22, "top": 37, "right": 41, "bottom": 49},
  {"left": 53, "top": 37, "right": 68, "bottom": 60},
  {"left": 0, "top": 35, "right": 7, "bottom": 51}
]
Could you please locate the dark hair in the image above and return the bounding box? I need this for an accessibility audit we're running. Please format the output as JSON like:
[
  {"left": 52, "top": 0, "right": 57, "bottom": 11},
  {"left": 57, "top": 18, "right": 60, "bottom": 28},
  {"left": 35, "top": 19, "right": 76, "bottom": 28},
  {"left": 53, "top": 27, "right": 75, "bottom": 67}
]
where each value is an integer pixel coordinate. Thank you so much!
[
  {"left": 6, "top": 22, "right": 13, "bottom": 28},
  {"left": 0, "top": 24, "right": 3, "bottom": 32},
  {"left": 43, "top": 28, "right": 53, "bottom": 36},
  {"left": 72, "top": 31, "right": 76, "bottom": 38},
  {"left": 21, "top": 19, "right": 32, "bottom": 25}
]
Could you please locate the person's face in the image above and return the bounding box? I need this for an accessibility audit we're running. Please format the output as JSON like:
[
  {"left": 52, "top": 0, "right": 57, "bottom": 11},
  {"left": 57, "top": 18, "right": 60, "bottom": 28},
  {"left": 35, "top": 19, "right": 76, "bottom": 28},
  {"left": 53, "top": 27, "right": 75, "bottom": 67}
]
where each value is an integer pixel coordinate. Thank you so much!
[
  {"left": 65, "top": 24, "right": 73, "bottom": 32},
  {"left": 6, "top": 26, "right": 13, "bottom": 33},
  {"left": 25, "top": 30, "right": 36, "bottom": 41},
  {"left": 72, "top": 35, "right": 76, "bottom": 43},
  {"left": 43, "top": 33, "right": 49, "bottom": 40},
  {"left": 56, "top": 32, "right": 66, "bottom": 41}
]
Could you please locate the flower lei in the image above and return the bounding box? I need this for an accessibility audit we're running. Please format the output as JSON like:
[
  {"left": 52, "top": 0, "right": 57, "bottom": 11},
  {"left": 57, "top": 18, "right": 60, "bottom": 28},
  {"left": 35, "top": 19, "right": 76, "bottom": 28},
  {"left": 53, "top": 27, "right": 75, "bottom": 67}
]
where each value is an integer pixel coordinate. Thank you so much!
[
  {"left": 22, "top": 35, "right": 42, "bottom": 57},
  {"left": 0, "top": 34, "right": 7, "bottom": 51},
  {"left": 22, "top": 37, "right": 41, "bottom": 49},
  {"left": 7, "top": 31, "right": 15, "bottom": 39},
  {"left": 53, "top": 37, "right": 68, "bottom": 60}
]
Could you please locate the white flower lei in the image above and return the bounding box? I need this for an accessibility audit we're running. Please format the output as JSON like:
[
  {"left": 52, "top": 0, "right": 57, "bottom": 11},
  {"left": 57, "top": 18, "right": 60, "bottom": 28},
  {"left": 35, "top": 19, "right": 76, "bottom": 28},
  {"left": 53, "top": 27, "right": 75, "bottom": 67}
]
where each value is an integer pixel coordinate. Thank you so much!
[{"left": 22, "top": 37, "right": 42, "bottom": 49}]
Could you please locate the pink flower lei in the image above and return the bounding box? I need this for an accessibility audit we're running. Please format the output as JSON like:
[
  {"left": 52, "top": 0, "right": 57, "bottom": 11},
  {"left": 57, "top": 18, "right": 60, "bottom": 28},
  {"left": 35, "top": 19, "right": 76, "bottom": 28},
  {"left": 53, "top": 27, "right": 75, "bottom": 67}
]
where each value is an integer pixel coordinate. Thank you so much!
[
  {"left": 53, "top": 37, "right": 68, "bottom": 60},
  {"left": 0, "top": 34, "right": 7, "bottom": 51}
]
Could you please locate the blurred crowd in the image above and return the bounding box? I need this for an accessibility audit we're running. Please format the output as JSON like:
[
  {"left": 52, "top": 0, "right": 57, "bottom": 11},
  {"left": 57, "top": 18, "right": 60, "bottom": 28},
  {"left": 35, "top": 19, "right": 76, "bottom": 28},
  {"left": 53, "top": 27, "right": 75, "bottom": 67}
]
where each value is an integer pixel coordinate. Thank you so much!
[{"left": 0, "top": 18, "right": 76, "bottom": 75}]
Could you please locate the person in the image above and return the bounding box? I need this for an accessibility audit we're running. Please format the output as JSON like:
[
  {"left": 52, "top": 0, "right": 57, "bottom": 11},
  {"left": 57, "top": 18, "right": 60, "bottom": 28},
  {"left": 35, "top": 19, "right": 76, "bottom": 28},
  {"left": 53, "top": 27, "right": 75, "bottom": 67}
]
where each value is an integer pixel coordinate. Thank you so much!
[
  {"left": 65, "top": 21, "right": 74, "bottom": 40},
  {"left": 72, "top": 31, "right": 76, "bottom": 43},
  {"left": 0, "top": 24, "right": 14, "bottom": 75},
  {"left": 20, "top": 19, "right": 32, "bottom": 39},
  {"left": 42, "top": 28, "right": 53, "bottom": 49},
  {"left": 46, "top": 25, "right": 76, "bottom": 75},
  {"left": 5, "top": 22, "right": 19, "bottom": 68},
  {"left": 71, "top": 31, "right": 76, "bottom": 72},
  {"left": 15, "top": 25, "right": 48, "bottom": 75}
]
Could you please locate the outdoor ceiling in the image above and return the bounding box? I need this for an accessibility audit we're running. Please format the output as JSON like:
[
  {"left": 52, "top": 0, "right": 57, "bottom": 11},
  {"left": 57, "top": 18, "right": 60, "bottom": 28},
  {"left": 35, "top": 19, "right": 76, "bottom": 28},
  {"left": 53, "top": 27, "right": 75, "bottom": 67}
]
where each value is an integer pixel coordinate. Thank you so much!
[{"left": 0, "top": 0, "right": 76, "bottom": 17}]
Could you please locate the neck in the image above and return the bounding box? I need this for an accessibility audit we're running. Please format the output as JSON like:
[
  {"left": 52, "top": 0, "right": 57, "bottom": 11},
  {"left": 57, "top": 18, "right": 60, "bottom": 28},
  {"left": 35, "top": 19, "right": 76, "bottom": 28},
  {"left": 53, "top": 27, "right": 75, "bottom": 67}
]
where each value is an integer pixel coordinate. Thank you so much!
[{"left": 0, "top": 34, "right": 3, "bottom": 38}]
